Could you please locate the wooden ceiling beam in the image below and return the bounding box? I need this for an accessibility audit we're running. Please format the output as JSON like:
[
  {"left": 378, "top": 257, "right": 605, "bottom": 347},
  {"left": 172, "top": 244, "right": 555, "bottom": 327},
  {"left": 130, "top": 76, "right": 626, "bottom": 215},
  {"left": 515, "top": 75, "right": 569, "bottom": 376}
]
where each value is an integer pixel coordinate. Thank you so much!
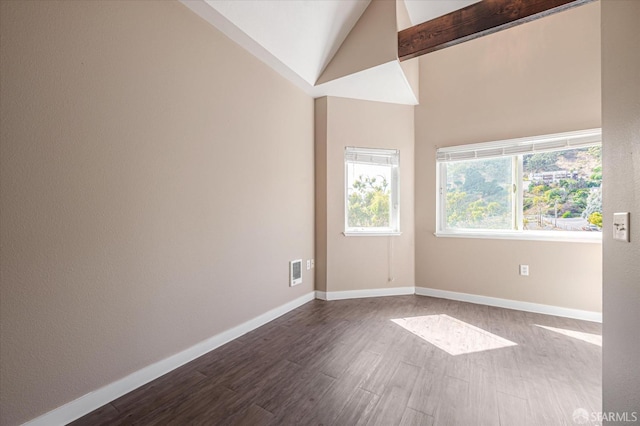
[{"left": 398, "top": 0, "right": 595, "bottom": 61}]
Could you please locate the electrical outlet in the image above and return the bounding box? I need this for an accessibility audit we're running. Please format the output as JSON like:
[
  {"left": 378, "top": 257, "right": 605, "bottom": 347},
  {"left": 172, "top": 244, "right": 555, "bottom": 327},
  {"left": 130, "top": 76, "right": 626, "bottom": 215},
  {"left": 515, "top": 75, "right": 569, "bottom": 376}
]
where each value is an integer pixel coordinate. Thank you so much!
[
  {"left": 519, "top": 264, "right": 529, "bottom": 276},
  {"left": 306, "top": 260, "right": 311, "bottom": 270},
  {"left": 311, "top": 259, "right": 314, "bottom": 268}
]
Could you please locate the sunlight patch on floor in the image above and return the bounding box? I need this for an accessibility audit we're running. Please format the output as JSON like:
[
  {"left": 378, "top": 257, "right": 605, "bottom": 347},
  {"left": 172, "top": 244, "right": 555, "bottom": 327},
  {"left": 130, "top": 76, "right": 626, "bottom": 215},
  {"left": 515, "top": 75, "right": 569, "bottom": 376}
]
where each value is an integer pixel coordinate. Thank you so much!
[
  {"left": 535, "top": 324, "right": 602, "bottom": 347},
  {"left": 391, "top": 314, "right": 517, "bottom": 356}
]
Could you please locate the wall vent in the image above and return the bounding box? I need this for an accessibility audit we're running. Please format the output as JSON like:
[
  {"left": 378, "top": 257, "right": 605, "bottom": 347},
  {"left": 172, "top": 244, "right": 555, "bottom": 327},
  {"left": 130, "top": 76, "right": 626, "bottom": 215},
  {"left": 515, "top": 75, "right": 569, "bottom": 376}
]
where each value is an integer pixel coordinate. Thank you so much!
[{"left": 290, "top": 259, "right": 302, "bottom": 286}]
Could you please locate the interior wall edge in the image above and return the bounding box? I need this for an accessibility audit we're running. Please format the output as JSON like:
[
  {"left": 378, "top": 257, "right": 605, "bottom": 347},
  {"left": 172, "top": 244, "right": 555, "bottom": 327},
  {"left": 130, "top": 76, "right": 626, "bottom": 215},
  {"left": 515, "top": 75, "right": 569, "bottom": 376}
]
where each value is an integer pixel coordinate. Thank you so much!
[
  {"left": 318, "top": 286, "right": 602, "bottom": 322},
  {"left": 20, "top": 292, "right": 316, "bottom": 426},
  {"left": 318, "top": 286, "right": 415, "bottom": 301},
  {"left": 415, "top": 286, "right": 602, "bottom": 323},
  {"left": 23, "top": 282, "right": 604, "bottom": 425}
]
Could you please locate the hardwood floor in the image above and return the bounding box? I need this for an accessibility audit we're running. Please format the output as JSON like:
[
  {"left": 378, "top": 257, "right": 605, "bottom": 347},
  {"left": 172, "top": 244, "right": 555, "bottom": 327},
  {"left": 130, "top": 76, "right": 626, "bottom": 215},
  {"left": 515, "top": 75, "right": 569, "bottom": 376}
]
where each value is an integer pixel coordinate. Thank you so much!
[{"left": 70, "top": 295, "right": 602, "bottom": 425}]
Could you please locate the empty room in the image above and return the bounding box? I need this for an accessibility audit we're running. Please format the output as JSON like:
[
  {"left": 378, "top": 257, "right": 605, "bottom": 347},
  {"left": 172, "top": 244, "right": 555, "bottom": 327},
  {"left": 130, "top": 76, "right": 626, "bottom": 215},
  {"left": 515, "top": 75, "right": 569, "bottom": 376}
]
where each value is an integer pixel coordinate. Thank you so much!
[{"left": 1, "top": 0, "right": 638, "bottom": 425}]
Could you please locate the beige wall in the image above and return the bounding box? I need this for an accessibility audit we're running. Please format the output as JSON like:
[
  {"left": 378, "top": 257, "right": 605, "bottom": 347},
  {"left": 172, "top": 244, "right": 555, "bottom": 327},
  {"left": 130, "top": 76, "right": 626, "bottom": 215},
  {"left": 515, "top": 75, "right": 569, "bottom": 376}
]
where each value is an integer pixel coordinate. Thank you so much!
[
  {"left": 316, "top": 97, "right": 415, "bottom": 293},
  {"left": 314, "top": 97, "right": 329, "bottom": 292},
  {"left": 415, "top": 3, "right": 602, "bottom": 312},
  {"left": 0, "top": 1, "right": 314, "bottom": 424},
  {"left": 601, "top": 0, "right": 640, "bottom": 417},
  {"left": 317, "top": 0, "right": 397, "bottom": 85}
]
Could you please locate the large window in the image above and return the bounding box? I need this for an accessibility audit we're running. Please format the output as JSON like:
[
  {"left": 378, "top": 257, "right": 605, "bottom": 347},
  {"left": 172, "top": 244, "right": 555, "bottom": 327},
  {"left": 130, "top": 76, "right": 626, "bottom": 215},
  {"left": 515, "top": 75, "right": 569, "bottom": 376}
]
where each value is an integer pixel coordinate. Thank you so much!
[
  {"left": 345, "top": 147, "right": 400, "bottom": 235},
  {"left": 436, "top": 129, "right": 602, "bottom": 241}
]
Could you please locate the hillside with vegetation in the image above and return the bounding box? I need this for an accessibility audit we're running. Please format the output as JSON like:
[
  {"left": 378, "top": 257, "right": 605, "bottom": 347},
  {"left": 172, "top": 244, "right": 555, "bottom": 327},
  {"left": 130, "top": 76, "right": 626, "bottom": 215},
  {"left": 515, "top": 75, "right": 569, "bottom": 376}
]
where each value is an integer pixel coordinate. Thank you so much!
[
  {"left": 523, "top": 146, "right": 601, "bottom": 231},
  {"left": 444, "top": 146, "right": 602, "bottom": 232}
]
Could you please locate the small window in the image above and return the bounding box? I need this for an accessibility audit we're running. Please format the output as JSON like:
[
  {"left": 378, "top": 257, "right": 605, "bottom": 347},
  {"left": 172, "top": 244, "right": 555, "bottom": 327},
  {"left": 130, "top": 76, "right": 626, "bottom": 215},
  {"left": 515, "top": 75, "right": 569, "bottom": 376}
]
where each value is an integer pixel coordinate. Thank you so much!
[
  {"left": 345, "top": 147, "right": 400, "bottom": 235},
  {"left": 436, "top": 129, "right": 602, "bottom": 242}
]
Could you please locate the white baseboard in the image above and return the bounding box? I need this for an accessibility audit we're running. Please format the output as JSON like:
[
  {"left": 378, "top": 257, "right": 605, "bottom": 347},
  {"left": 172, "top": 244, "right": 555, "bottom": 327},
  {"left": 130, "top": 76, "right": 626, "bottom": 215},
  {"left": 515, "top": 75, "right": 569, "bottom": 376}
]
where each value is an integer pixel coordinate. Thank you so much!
[
  {"left": 23, "top": 292, "right": 316, "bottom": 426},
  {"left": 315, "top": 290, "right": 328, "bottom": 300},
  {"left": 415, "top": 286, "right": 602, "bottom": 323},
  {"left": 23, "top": 285, "right": 601, "bottom": 425},
  {"left": 316, "top": 286, "right": 415, "bottom": 301}
]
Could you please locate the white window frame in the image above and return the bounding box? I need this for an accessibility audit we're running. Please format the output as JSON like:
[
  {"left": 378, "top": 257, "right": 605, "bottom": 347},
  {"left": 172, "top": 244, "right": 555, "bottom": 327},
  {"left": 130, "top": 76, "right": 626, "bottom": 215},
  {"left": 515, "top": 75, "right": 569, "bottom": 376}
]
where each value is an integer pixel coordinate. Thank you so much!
[
  {"left": 344, "top": 147, "right": 401, "bottom": 236},
  {"left": 436, "top": 129, "right": 602, "bottom": 243}
]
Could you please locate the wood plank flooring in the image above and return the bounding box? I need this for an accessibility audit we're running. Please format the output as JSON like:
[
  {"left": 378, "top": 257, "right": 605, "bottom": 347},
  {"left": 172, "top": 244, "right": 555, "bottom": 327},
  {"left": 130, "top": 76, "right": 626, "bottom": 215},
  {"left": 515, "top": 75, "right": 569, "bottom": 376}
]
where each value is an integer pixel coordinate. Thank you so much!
[{"left": 70, "top": 295, "right": 602, "bottom": 425}]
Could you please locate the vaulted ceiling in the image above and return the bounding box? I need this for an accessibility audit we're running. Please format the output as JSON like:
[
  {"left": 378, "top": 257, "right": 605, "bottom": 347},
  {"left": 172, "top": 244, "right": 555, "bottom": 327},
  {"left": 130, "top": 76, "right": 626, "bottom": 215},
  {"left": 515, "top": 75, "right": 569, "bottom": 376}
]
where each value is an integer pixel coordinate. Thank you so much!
[
  {"left": 180, "top": 0, "right": 481, "bottom": 105},
  {"left": 180, "top": 0, "right": 582, "bottom": 105}
]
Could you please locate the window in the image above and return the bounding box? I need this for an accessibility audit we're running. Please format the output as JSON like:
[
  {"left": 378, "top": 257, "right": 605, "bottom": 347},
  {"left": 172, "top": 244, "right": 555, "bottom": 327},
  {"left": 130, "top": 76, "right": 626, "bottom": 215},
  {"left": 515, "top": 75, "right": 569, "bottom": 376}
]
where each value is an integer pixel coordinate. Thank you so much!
[
  {"left": 345, "top": 147, "right": 400, "bottom": 235},
  {"left": 436, "top": 129, "right": 602, "bottom": 242}
]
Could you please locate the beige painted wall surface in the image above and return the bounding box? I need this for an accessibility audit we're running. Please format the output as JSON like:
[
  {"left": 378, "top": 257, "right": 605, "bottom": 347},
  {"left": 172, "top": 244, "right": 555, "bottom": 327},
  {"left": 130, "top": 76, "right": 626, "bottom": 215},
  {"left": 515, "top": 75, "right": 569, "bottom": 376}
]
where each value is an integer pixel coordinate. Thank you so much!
[
  {"left": 601, "top": 0, "right": 640, "bottom": 417},
  {"left": 318, "top": 97, "right": 415, "bottom": 292},
  {"left": 0, "top": 1, "right": 314, "bottom": 424},
  {"left": 415, "top": 3, "right": 602, "bottom": 312},
  {"left": 315, "top": 97, "right": 328, "bottom": 292},
  {"left": 317, "top": 0, "right": 397, "bottom": 85}
]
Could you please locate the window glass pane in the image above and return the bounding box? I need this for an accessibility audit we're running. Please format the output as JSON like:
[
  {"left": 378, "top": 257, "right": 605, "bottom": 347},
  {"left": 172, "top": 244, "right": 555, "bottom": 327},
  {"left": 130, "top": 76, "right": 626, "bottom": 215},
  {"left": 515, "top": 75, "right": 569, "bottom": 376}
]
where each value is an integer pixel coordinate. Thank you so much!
[
  {"left": 444, "top": 157, "right": 513, "bottom": 230},
  {"left": 523, "top": 146, "right": 602, "bottom": 232},
  {"left": 347, "top": 162, "right": 392, "bottom": 229}
]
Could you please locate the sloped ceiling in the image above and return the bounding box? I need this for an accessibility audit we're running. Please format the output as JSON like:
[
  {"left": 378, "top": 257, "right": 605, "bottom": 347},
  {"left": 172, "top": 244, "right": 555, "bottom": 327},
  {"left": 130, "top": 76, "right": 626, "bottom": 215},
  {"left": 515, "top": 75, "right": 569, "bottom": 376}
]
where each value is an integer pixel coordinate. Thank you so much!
[
  {"left": 403, "top": 0, "right": 481, "bottom": 26},
  {"left": 202, "top": 0, "right": 370, "bottom": 86},
  {"left": 180, "top": 0, "right": 475, "bottom": 105}
]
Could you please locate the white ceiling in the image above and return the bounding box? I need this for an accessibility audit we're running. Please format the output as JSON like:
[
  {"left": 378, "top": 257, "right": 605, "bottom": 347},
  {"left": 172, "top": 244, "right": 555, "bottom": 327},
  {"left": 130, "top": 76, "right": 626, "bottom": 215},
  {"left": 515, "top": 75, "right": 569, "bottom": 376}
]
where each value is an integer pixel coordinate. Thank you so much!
[
  {"left": 181, "top": 0, "right": 475, "bottom": 105},
  {"left": 403, "top": 0, "right": 482, "bottom": 27},
  {"left": 203, "top": 0, "right": 369, "bottom": 86}
]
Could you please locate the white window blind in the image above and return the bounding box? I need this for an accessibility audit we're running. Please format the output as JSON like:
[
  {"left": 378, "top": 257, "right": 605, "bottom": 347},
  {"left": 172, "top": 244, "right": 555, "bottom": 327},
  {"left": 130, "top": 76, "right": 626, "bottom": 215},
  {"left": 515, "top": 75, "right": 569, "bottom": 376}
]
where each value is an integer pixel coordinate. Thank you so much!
[
  {"left": 436, "top": 129, "right": 601, "bottom": 163},
  {"left": 345, "top": 147, "right": 399, "bottom": 166}
]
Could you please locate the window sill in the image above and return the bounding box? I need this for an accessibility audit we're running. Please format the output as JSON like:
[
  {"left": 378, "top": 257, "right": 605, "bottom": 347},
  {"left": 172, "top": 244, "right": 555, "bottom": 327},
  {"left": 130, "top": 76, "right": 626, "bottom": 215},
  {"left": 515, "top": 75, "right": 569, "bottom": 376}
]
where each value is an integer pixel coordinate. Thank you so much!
[
  {"left": 434, "top": 230, "right": 602, "bottom": 244},
  {"left": 343, "top": 231, "right": 402, "bottom": 237}
]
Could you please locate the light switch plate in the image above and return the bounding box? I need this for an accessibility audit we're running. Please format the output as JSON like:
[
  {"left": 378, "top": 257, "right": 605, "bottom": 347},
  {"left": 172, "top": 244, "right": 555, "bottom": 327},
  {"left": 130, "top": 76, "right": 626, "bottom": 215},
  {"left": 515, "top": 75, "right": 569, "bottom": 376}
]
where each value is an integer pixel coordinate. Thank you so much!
[{"left": 613, "top": 212, "right": 630, "bottom": 242}]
